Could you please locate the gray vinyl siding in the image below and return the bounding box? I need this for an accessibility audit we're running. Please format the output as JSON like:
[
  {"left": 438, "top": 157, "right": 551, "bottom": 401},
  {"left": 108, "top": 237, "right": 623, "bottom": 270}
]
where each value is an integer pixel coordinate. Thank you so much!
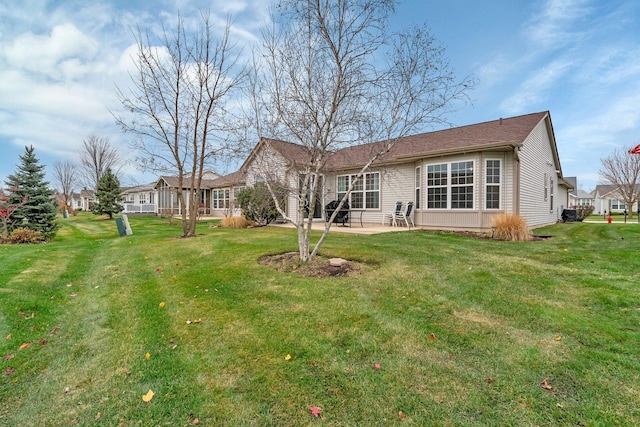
[{"left": 517, "top": 118, "right": 561, "bottom": 228}]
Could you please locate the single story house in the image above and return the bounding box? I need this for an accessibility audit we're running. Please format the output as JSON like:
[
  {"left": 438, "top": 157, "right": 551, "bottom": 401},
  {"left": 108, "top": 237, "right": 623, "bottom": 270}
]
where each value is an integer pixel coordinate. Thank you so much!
[
  {"left": 210, "top": 111, "right": 573, "bottom": 231},
  {"left": 592, "top": 184, "right": 638, "bottom": 215},
  {"left": 121, "top": 182, "right": 158, "bottom": 214},
  {"left": 155, "top": 170, "right": 221, "bottom": 216},
  {"left": 570, "top": 189, "right": 595, "bottom": 208},
  {"left": 68, "top": 189, "right": 95, "bottom": 211}
]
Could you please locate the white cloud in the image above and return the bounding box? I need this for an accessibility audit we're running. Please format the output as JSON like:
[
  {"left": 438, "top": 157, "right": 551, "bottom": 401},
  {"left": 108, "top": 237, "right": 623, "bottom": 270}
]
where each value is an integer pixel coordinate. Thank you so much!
[
  {"left": 523, "top": 0, "right": 592, "bottom": 49},
  {"left": 4, "top": 23, "right": 99, "bottom": 77},
  {"left": 499, "top": 59, "right": 573, "bottom": 114}
]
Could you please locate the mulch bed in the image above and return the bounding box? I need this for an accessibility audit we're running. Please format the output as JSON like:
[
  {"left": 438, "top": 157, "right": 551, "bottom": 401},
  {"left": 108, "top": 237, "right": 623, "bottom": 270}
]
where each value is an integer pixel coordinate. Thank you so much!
[{"left": 258, "top": 252, "right": 362, "bottom": 278}]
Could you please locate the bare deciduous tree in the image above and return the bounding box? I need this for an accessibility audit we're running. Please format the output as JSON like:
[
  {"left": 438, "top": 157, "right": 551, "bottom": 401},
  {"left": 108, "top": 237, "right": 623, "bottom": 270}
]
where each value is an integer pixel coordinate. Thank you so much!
[
  {"left": 249, "top": 0, "right": 475, "bottom": 262},
  {"left": 52, "top": 160, "right": 78, "bottom": 211},
  {"left": 114, "top": 12, "right": 245, "bottom": 237},
  {"left": 599, "top": 144, "right": 640, "bottom": 217},
  {"left": 79, "top": 134, "right": 121, "bottom": 191}
]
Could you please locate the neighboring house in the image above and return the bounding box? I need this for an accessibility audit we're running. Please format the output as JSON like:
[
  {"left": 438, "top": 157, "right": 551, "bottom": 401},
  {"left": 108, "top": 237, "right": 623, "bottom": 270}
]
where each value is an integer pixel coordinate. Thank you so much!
[
  {"left": 155, "top": 170, "right": 221, "bottom": 215},
  {"left": 207, "top": 169, "right": 246, "bottom": 217},
  {"left": 571, "top": 189, "right": 595, "bottom": 208},
  {"left": 69, "top": 189, "right": 95, "bottom": 211},
  {"left": 213, "top": 111, "right": 572, "bottom": 232},
  {"left": 592, "top": 184, "right": 638, "bottom": 215},
  {"left": 121, "top": 182, "right": 158, "bottom": 214}
]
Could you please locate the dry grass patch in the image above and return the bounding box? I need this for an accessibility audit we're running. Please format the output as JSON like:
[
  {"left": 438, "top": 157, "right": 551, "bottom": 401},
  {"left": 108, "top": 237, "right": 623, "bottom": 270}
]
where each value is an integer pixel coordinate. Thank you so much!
[{"left": 220, "top": 216, "right": 254, "bottom": 228}]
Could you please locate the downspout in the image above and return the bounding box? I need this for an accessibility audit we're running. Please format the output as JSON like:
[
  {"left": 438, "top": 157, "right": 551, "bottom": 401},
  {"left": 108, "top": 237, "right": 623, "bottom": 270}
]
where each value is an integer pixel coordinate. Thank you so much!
[{"left": 513, "top": 146, "right": 521, "bottom": 215}]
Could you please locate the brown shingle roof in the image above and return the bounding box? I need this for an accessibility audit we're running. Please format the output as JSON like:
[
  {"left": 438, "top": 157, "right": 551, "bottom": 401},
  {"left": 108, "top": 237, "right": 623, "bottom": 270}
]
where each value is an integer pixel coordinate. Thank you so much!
[
  {"left": 327, "top": 111, "right": 549, "bottom": 170},
  {"left": 262, "top": 138, "right": 311, "bottom": 166},
  {"left": 157, "top": 176, "right": 221, "bottom": 189},
  {"left": 210, "top": 169, "right": 247, "bottom": 188}
]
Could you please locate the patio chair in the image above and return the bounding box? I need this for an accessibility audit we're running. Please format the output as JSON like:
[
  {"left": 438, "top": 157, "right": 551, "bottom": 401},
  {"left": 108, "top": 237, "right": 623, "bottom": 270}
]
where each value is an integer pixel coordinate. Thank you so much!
[
  {"left": 394, "top": 201, "right": 414, "bottom": 228},
  {"left": 382, "top": 201, "right": 403, "bottom": 226}
]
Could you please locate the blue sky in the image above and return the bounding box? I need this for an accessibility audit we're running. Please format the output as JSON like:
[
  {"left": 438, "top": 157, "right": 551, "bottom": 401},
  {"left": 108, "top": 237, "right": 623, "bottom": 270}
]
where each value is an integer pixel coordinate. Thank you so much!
[{"left": 1, "top": 0, "right": 638, "bottom": 192}]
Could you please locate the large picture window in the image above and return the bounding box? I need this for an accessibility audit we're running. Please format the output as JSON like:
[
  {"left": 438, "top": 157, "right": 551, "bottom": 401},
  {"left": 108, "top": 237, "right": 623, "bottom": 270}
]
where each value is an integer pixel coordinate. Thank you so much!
[
  {"left": 427, "top": 161, "right": 476, "bottom": 209},
  {"left": 485, "top": 159, "right": 501, "bottom": 209},
  {"left": 337, "top": 172, "right": 380, "bottom": 209}
]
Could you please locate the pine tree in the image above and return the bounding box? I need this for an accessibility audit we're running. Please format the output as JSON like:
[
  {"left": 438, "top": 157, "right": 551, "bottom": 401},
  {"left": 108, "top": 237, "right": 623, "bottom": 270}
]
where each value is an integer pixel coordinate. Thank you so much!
[
  {"left": 5, "top": 145, "right": 59, "bottom": 240},
  {"left": 93, "top": 168, "right": 123, "bottom": 219}
]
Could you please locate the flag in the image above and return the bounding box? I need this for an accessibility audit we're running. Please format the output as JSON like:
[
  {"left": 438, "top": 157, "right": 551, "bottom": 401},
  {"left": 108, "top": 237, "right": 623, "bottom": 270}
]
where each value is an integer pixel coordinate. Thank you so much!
[{"left": 629, "top": 144, "right": 640, "bottom": 155}]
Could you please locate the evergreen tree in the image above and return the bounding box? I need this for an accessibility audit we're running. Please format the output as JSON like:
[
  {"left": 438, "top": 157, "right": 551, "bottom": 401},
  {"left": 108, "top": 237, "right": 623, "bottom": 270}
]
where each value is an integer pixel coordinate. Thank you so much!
[
  {"left": 92, "top": 168, "right": 123, "bottom": 219},
  {"left": 5, "top": 145, "right": 59, "bottom": 240}
]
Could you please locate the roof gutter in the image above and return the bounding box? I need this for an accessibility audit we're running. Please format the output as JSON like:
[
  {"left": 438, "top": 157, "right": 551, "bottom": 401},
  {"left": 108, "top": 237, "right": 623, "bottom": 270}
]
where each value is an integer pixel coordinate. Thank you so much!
[{"left": 393, "top": 141, "right": 522, "bottom": 162}]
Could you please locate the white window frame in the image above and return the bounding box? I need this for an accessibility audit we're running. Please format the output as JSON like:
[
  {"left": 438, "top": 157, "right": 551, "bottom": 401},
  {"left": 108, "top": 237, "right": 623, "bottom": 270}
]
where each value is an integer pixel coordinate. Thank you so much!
[
  {"left": 337, "top": 172, "right": 380, "bottom": 210},
  {"left": 426, "top": 160, "right": 476, "bottom": 210},
  {"left": 139, "top": 193, "right": 147, "bottom": 204},
  {"left": 484, "top": 159, "right": 501, "bottom": 210},
  {"left": 213, "top": 189, "right": 230, "bottom": 209},
  {"left": 426, "top": 163, "right": 448, "bottom": 209},
  {"left": 415, "top": 166, "right": 421, "bottom": 210}
]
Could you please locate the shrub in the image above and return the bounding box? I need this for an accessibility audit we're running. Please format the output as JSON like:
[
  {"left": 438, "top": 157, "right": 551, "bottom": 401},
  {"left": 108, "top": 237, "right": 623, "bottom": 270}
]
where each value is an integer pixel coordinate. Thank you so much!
[
  {"left": 220, "top": 216, "right": 253, "bottom": 228},
  {"left": 491, "top": 214, "right": 531, "bottom": 241},
  {"left": 237, "top": 182, "right": 287, "bottom": 226},
  {"left": 574, "top": 205, "right": 595, "bottom": 221},
  {"left": 7, "top": 227, "right": 45, "bottom": 244}
]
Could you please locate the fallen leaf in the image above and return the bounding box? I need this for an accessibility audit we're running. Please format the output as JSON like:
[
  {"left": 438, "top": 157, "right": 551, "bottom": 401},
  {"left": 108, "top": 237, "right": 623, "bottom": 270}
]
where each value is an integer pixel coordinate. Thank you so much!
[
  {"left": 18, "top": 342, "right": 30, "bottom": 350},
  {"left": 373, "top": 363, "right": 381, "bottom": 370},
  {"left": 159, "top": 302, "right": 165, "bottom": 308},
  {"left": 145, "top": 352, "right": 151, "bottom": 360},
  {"left": 309, "top": 406, "right": 322, "bottom": 417},
  {"left": 6, "top": 334, "right": 11, "bottom": 340},
  {"left": 4, "top": 368, "right": 15, "bottom": 376},
  {"left": 70, "top": 293, "right": 77, "bottom": 298},
  {"left": 555, "top": 336, "right": 562, "bottom": 341},
  {"left": 398, "top": 411, "right": 405, "bottom": 419},
  {"left": 142, "top": 389, "right": 155, "bottom": 402},
  {"left": 40, "top": 340, "right": 47, "bottom": 346},
  {"left": 428, "top": 333, "right": 436, "bottom": 340},
  {"left": 95, "top": 413, "right": 101, "bottom": 420},
  {"left": 540, "top": 378, "right": 555, "bottom": 391},
  {"left": 50, "top": 328, "right": 60, "bottom": 335},
  {"left": 64, "top": 387, "right": 71, "bottom": 393},
  {"left": 486, "top": 377, "right": 494, "bottom": 383},
  {"left": 285, "top": 354, "right": 292, "bottom": 361},
  {"left": 193, "top": 419, "right": 200, "bottom": 425},
  {"left": 3, "top": 354, "right": 14, "bottom": 360}
]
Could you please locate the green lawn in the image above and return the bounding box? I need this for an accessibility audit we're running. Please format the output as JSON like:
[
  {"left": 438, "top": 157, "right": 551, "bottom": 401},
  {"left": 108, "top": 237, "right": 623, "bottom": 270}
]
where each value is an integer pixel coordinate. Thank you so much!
[{"left": 1, "top": 213, "right": 639, "bottom": 426}]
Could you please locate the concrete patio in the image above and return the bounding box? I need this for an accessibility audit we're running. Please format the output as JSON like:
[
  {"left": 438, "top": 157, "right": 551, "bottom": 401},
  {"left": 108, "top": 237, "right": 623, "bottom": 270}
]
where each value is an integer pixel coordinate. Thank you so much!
[{"left": 269, "top": 221, "right": 415, "bottom": 235}]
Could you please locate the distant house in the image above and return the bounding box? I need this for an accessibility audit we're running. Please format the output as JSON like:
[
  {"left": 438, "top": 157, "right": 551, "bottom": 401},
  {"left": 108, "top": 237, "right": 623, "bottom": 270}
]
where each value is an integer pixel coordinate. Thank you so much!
[
  {"left": 154, "top": 170, "right": 221, "bottom": 216},
  {"left": 121, "top": 182, "right": 158, "bottom": 214},
  {"left": 68, "top": 189, "right": 95, "bottom": 211},
  {"left": 210, "top": 111, "right": 572, "bottom": 231},
  {"left": 571, "top": 189, "right": 595, "bottom": 208},
  {"left": 592, "top": 184, "right": 638, "bottom": 215}
]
